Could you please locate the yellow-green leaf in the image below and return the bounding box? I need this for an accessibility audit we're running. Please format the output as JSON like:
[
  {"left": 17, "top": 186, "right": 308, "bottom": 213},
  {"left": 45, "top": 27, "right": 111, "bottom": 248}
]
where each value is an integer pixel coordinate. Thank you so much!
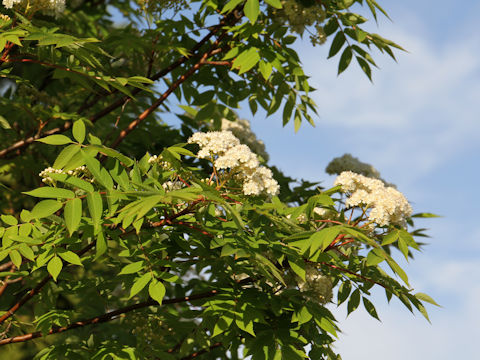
[
  {"left": 148, "top": 279, "right": 166, "bottom": 305},
  {"left": 47, "top": 256, "right": 63, "bottom": 281},
  {"left": 64, "top": 198, "right": 82, "bottom": 236}
]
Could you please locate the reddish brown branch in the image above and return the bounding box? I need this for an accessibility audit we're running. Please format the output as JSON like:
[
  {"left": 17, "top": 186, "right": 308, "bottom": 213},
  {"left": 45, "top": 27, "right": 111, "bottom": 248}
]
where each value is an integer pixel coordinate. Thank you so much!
[
  {"left": 0, "top": 241, "right": 95, "bottom": 325},
  {"left": 0, "top": 289, "right": 218, "bottom": 346},
  {"left": 321, "top": 262, "right": 388, "bottom": 290},
  {"left": 109, "top": 33, "right": 227, "bottom": 149},
  {"left": 172, "top": 221, "right": 214, "bottom": 238},
  {"left": 0, "top": 262, "right": 13, "bottom": 272},
  {"left": 180, "top": 342, "right": 223, "bottom": 359},
  {"left": 0, "top": 266, "right": 15, "bottom": 298},
  {"left": 0, "top": 14, "right": 234, "bottom": 159},
  {"left": 204, "top": 60, "right": 232, "bottom": 66}
]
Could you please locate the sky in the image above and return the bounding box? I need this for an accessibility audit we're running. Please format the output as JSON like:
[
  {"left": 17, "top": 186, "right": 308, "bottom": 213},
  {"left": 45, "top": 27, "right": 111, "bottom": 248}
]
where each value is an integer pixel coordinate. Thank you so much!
[{"left": 241, "top": 0, "right": 480, "bottom": 358}]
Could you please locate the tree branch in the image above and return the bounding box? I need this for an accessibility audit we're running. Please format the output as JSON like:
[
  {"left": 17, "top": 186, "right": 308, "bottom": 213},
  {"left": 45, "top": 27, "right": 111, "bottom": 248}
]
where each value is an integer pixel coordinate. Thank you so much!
[
  {"left": 109, "top": 30, "right": 230, "bottom": 149},
  {"left": 180, "top": 342, "right": 223, "bottom": 360},
  {"left": 0, "top": 14, "right": 232, "bottom": 159},
  {"left": 0, "top": 289, "right": 218, "bottom": 346},
  {"left": 0, "top": 241, "right": 95, "bottom": 325}
]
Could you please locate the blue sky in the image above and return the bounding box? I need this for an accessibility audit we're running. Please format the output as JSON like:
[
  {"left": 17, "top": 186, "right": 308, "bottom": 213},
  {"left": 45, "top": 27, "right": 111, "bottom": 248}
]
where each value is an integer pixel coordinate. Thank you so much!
[{"left": 242, "top": 0, "right": 480, "bottom": 358}]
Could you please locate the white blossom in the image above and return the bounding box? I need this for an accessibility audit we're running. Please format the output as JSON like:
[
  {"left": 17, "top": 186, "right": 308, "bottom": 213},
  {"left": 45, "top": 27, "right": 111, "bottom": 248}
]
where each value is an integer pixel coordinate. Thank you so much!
[
  {"left": 188, "top": 131, "right": 240, "bottom": 159},
  {"left": 39, "top": 166, "right": 94, "bottom": 184},
  {"left": 215, "top": 144, "right": 259, "bottom": 170},
  {"left": 2, "top": 0, "right": 20, "bottom": 9},
  {"left": 162, "top": 180, "right": 184, "bottom": 192},
  {"left": 298, "top": 264, "right": 333, "bottom": 304},
  {"left": 334, "top": 171, "right": 412, "bottom": 227},
  {"left": 148, "top": 154, "right": 171, "bottom": 169},
  {"left": 2, "top": 0, "right": 65, "bottom": 15},
  {"left": 188, "top": 130, "right": 279, "bottom": 196}
]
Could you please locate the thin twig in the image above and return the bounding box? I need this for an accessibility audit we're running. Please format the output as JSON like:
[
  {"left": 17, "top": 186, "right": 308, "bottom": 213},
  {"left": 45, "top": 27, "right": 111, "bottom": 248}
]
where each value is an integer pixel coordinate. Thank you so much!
[
  {"left": 109, "top": 32, "right": 228, "bottom": 149},
  {"left": 0, "top": 289, "right": 218, "bottom": 346},
  {"left": 0, "top": 241, "right": 95, "bottom": 325},
  {"left": 0, "top": 14, "right": 233, "bottom": 159}
]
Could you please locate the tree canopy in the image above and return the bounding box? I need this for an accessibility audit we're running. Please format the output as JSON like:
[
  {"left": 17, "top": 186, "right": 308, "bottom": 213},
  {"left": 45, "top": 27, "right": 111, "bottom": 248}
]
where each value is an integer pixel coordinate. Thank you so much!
[{"left": 0, "top": 0, "right": 436, "bottom": 359}]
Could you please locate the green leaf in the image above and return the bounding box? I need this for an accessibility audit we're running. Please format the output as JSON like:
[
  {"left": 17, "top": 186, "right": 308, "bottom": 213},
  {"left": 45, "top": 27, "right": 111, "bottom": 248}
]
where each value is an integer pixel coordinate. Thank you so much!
[
  {"left": 337, "top": 281, "right": 351, "bottom": 305},
  {"left": 36, "top": 135, "right": 73, "bottom": 145},
  {"left": 328, "top": 31, "right": 346, "bottom": 59},
  {"left": 49, "top": 173, "right": 94, "bottom": 193},
  {"left": 338, "top": 46, "right": 353, "bottom": 74},
  {"left": 1, "top": 214, "right": 17, "bottom": 226},
  {"left": 47, "top": 256, "right": 63, "bottom": 281},
  {"left": 265, "top": 0, "right": 282, "bottom": 9},
  {"left": 95, "top": 230, "right": 107, "bottom": 259},
  {"left": 366, "top": 248, "right": 385, "bottom": 266},
  {"left": 381, "top": 230, "right": 399, "bottom": 245},
  {"left": 52, "top": 144, "right": 81, "bottom": 169},
  {"left": 236, "top": 317, "right": 255, "bottom": 336},
  {"left": 134, "top": 195, "right": 164, "bottom": 221},
  {"left": 9, "top": 250, "right": 22, "bottom": 268},
  {"left": 86, "top": 192, "right": 103, "bottom": 234},
  {"left": 18, "top": 244, "right": 35, "bottom": 261},
  {"left": 415, "top": 292, "right": 441, "bottom": 307},
  {"left": 129, "top": 272, "right": 152, "bottom": 299},
  {"left": 82, "top": 150, "right": 113, "bottom": 189},
  {"left": 213, "top": 314, "right": 234, "bottom": 337},
  {"left": 288, "top": 259, "right": 305, "bottom": 281},
  {"left": 411, "top": 212, "right": 441, "bottom": 218},
  {"left": 0, "top": 115, "right": 11, "bottom": 129},
  {"left": 88, "top": 145, "right": 134, "bottom": 167},
  {"left": 221, "top": 0, "right": 243, "bottom": 13},
  {"left": 31, "top": 200, "right": 63, "bottom": 219},
  {"left": 23, "top": 187, "right": 75, "bottom": 199},
  {"left": 363, "top": 297, "right": 380, "bottom": 320},
  {"left": 317, "top": 317, "right": 337, "bottom": 338},
  {"left": 119, "top": 261, "right": 144, "bottom": 275},
  {"left": 72, "top": 120, "right": 86, "bottom": 143},
  {"left": 232, "top": 48, "right": 260, "bottom": 75},
  {"left": 309, "top": 226, "right": 341, "bottom": 254},
  {"left": 58, "top": 250, "right": 83, "bottom": 266},
  {"left": 64, "top": 198, "right": 82, "bottom": 236},
  {"left": 386, "top": 257, "right": 409, "bottom": 286},
  {"left": 398, "top": 236, "right": 409, "bottom": 260},
  {"left": 148, "top": 279, "right": 166, "bottom": 305},
  {"left": 244, "top": 0, "right": 260, "bottom": 23},
  {"left": 293, "top": 306, "right": 312, "bottom": 325},
  {"left": 347, "top": 288, "right": 361, "bottom": 315},
  {"left": 10, "top": 234, "right": 42, "bottom": 245},
  {"left": 258, "top": 61, "right": 273, "bottom": 80},
  {"left": 356, "top": 56, "right": 372, "bottom": 81}
]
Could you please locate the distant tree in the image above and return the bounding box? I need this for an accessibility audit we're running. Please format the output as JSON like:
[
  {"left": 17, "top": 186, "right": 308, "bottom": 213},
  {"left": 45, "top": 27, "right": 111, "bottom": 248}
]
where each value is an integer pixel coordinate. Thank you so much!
[{"left": 0, "top": 0, "right": 437, "bottom": 358}]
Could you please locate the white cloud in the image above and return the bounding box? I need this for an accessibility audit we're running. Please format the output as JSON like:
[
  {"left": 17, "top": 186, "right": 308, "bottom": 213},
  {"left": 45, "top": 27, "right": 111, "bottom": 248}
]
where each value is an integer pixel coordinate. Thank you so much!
[{"left": 282, "top": 10, "right": 480, "bottom": 184}]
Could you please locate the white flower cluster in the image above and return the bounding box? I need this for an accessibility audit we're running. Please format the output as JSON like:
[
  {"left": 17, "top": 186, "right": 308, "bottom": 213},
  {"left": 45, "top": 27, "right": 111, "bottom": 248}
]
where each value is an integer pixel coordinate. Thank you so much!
[
  {"left": 326, "top": 153, "right": 381, "bottom": 179},
  {"left": 162, "top": 180, "right": 184, "bottom": 192},
  {"left": 39, "top": 166, "right": 93, "bottom": 185},
  {"left": 147, "top": 155, "right": 171, "bottom": 170},
  {"left": 334, "top": 171, "right": 412, "bottom": 227},
  {"left": 275, "top": 0, "right": 326, "bottom": 34},
  {"left": 221, "top": 118, "right": 269, "bottom": 161},
  {"left": 2, "top": 0, "right": 65, "bottom": 15},
  {"left": 298, "top": 265, "right": 333, "bottom": 304},
  {"left": 188, "top": 131, "right": 279, "bottom": 196}
]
